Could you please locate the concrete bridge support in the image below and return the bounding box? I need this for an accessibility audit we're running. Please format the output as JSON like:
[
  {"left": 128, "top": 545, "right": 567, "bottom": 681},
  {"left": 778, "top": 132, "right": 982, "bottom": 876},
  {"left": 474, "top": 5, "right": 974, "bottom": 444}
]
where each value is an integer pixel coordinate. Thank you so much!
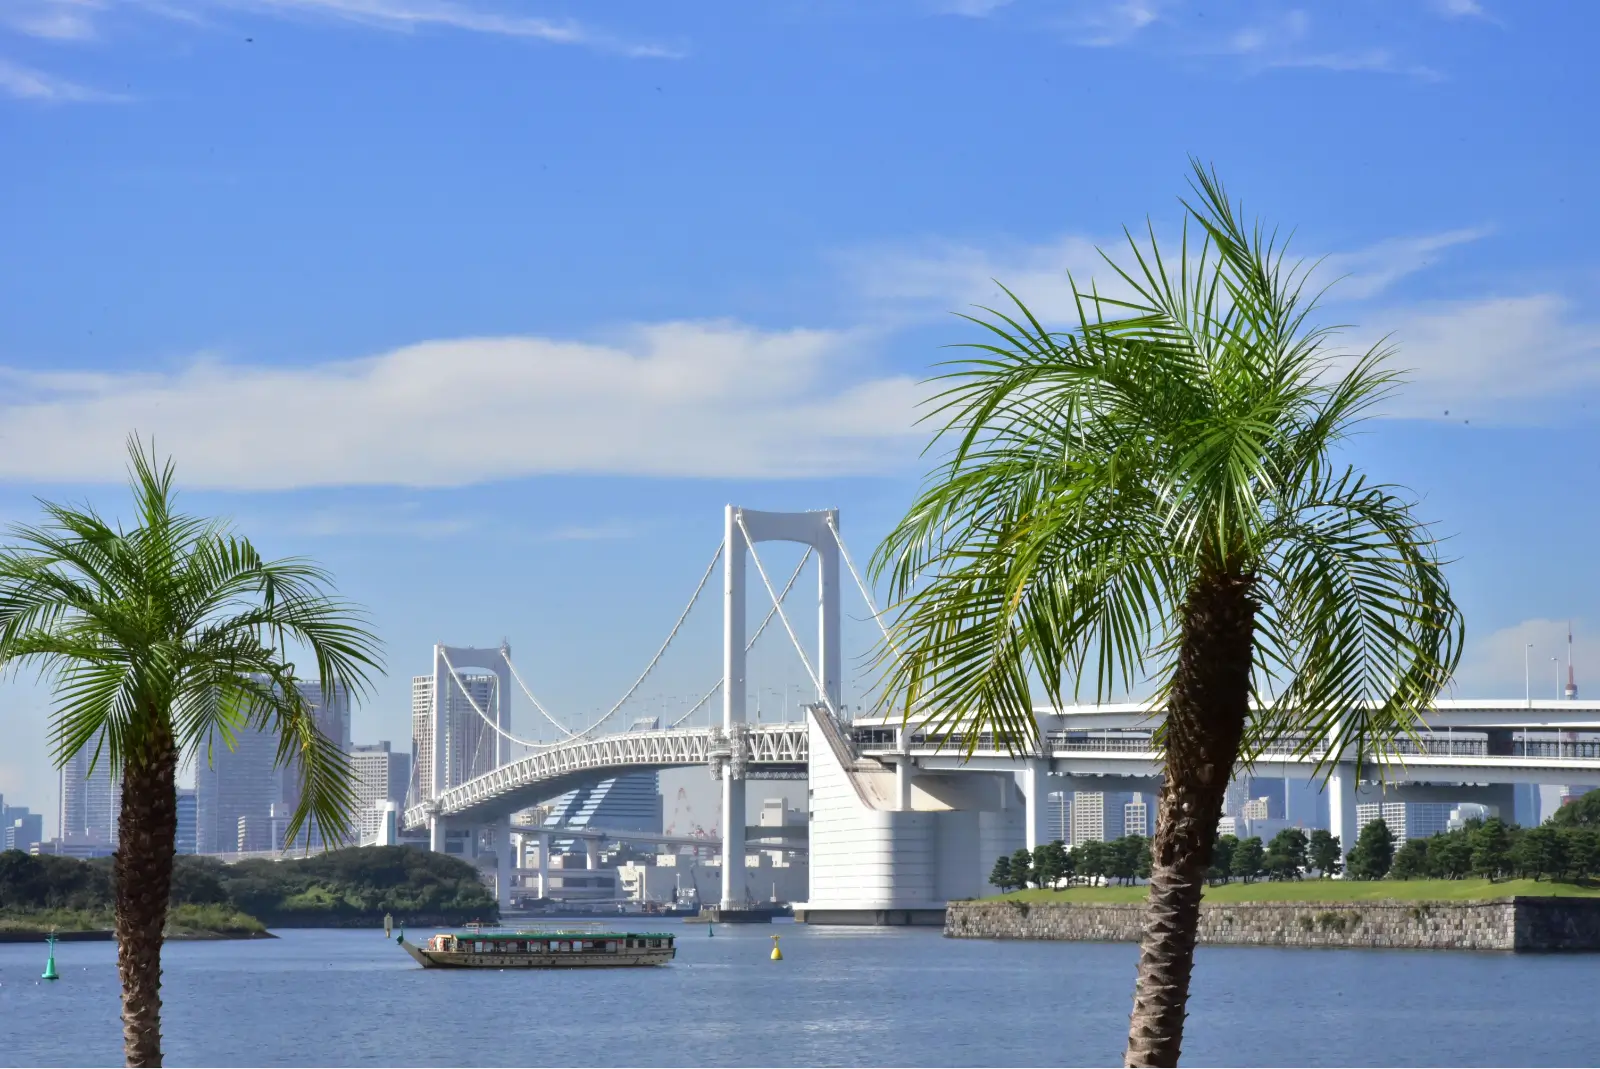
[{"left": 721, "top": 506, "right": 841, "bottom": 911}]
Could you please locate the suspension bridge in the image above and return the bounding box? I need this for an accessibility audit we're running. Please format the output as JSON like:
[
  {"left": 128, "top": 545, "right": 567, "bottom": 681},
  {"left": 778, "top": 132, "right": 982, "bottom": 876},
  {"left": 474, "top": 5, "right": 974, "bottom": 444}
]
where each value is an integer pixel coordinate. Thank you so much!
[{"left": 398, "top": 504, "right": 1600, "bottom": 923}]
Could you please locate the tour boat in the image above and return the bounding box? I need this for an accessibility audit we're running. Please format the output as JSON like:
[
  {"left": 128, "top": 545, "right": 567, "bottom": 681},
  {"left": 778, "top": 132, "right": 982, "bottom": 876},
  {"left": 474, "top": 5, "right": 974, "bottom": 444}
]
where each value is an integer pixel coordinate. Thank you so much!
[{"left": 397, "top": 924, "right": 676, "bottom": 969}]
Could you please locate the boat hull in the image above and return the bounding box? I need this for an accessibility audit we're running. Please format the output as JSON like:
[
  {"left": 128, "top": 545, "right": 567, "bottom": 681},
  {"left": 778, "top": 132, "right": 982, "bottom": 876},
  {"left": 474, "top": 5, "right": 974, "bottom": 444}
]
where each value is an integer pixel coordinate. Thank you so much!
[{"left": 400, "top": 938, "right": 674, "bottom": 969}]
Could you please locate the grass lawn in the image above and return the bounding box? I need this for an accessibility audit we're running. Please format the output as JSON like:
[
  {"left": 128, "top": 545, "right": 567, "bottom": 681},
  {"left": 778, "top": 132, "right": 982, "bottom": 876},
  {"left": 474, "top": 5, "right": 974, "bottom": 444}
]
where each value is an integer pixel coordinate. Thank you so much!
[{"left": 988, "top": 877, "right": 1600, "bottom": 905}]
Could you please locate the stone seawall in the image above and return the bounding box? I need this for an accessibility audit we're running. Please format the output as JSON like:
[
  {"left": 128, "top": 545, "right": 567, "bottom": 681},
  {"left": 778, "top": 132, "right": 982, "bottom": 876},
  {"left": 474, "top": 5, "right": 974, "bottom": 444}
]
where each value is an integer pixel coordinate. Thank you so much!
[{"left": 945, "top": 896, "right": 1600, "bottom": 951}]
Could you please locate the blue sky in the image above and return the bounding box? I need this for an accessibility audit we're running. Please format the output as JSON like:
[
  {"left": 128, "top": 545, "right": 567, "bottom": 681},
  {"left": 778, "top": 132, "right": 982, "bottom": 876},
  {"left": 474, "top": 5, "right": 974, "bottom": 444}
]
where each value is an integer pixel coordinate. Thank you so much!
[{"left": 1, "top": 0, "right": 1598, "bottom": 831}]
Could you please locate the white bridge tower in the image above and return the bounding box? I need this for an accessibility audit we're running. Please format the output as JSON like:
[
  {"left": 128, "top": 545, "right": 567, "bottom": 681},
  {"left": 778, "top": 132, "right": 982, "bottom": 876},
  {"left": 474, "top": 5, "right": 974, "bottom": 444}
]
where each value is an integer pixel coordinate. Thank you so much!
[{"left": 720, "top": 506, "right": 842, "bottom": 911}]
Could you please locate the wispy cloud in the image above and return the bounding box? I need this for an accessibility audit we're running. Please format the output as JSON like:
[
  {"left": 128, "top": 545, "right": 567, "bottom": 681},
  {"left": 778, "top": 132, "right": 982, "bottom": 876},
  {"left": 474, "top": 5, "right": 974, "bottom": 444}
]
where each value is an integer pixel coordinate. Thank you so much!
[
  {"left": 544, "top": 521, "right": 639, "bottom": 542},
  {"left": 1, "top": 0, "right": 680, "bottom": 59},
  {"left": 0, "top": 322, "right": 923, "bottom": 490},
  {"left": 1, "top": 0, "right": 102, "bottom": 41},
  {"left": 1448, "top": 618, "right": 1595, "bottom": 699},
  {"left": 0, "top": 57, "right": 126, "bottom": 101},
  {"left": 1219, "top": 9, "right": 1442, "bottom": 80},
  {"left": 843, "top": 225, "right": 1487, "bottom": 324},
  {"left": 1429, "top": 0, "right": 1488, "bottom": 19},
  {"left": 1065, "top": 0, "right": 1168, "bottom": 47}
]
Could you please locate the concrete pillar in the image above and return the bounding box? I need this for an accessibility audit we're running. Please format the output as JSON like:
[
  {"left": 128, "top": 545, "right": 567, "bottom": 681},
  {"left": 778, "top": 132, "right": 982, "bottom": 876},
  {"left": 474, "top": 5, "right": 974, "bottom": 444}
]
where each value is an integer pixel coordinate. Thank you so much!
[
  {"left": 430, "top": 645, "right": 448, "bottom": 803},
  {"left": 1023, "top": 759, "right": 1051, "bottom": 851},
  {"left": 817, "top": 509, "right": 842, "bottom": 713},
  {"left": 429, "top": 816, "right": 446, "bottom": 853},
  {"left": 895, "top": 757, "right": 913, "bottom": 811},
  {"left": 1328, "top": 764, "right": 1360, "bottom": 868},
  {"left": 585, "top": 838, "right": 601, "bottom": 869},
  {"left": 497, "top": 826, "right": 516, "bottom": 910},
  {"left": 721, "top": 504, "right": 747, "bottom": 910}
]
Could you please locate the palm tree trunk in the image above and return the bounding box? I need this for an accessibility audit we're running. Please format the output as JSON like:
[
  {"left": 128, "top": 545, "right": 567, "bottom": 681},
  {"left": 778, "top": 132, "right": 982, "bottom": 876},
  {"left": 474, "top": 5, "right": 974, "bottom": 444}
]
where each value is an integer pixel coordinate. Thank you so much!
[
  {"left": 115, "top": 726, "right": 178, "bottom": 1068},
  {"left": 1124, "top": 572, "right": 1256, "bottom": 1068}
]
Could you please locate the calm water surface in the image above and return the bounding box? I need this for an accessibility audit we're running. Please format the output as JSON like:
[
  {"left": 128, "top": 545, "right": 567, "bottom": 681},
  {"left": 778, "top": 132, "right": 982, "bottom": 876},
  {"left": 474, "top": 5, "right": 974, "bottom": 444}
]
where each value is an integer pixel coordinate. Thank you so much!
[{"left": 0, "top": 921, "right": 1593, "bottom": 1067}]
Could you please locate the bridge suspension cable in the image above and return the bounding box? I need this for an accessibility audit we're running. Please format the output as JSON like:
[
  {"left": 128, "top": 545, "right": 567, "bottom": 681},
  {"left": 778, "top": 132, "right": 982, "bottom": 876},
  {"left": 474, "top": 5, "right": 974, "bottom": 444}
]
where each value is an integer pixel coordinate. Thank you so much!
[
  {"left": 826, "top": 513, "right": 902, "bottom": 660},
  {"left": 500, "top": 648, "right": 580, "bottom": 741},
  {"left": 439, "top": 647, "right": 548, "bottom": 749},
  {"left": 668, "top": 546, "right": 814, "bottom": 728},
  {"left": 738, "top": 512, "right": 842, "bottom": 720},
  {"left": 494, "top": 540, "right": 725, "bottom": 744}
]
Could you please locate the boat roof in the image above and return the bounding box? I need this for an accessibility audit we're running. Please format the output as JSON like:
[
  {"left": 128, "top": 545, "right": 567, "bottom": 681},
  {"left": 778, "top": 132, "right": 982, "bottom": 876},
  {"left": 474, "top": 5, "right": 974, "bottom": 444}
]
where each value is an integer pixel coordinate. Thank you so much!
[{"left": 447, "top": 929, "right": 673, "bottom": 939}]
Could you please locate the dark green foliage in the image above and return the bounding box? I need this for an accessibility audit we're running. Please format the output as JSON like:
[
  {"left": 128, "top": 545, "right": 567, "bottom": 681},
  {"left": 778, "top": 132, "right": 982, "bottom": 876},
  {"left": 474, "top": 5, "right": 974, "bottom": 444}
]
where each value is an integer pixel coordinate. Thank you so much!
[
  {"left": 1469, "top": 818, "right": 1514, "bottom": 880},
  {"left": 1390, "top": 838, "right": 1431, "bottom": 880},
  {"left": 1307, "top": 829, "right": 1341, "bottom": 877},
  {"left": 1230, "top": 837, "right": 1265, "bottom": 883},
  {"left": 1348, "top": 819, "right": 1395, "bottom": 880},
  {"left": 1034, "top": 841, "right": 1070, "bottom": 888},
  {"left": 1074, "top": 840, "right": 1110, "bottom": 883},
  {"left": 1009, "top": 848, "right": 1035, "bottom": 890},
  {"left": 989, "top": 854, "right": 1015, "bottom": 893},
  {"left": 1264, "top": 828, "right": 1309, "bottom": 881},
  {"left": 1430, "top": 830, "right": 1474, "bottom": 879},
  {"left": 1208, "top": 834, "right": 1238, "bottom": 884},
  {"left": 0, "top": 847, "right": 496, "bottom": 925},
  {"left": 1512, "top": 825, "right": 1567, "bottom": 881},
  {"left": 1550, "top": 791, "right": 1600, "bottom": 828}
]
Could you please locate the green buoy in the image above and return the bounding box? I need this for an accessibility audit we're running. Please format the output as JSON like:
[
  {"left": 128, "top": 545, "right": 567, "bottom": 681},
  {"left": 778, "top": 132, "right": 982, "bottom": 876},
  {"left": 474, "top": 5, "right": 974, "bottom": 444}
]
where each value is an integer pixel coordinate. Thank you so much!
[
  {"left": 42, "top": 930, "right": 59, "bottom": 981},
  {"left": 708, "top": 924, "right": 714, "bottom": 937}
]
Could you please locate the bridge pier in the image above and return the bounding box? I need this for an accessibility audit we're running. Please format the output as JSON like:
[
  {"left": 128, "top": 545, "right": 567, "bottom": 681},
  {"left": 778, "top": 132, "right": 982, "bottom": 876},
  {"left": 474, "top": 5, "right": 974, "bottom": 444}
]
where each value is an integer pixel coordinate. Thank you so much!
[
  {"left": 497, "top": 825, "right": 516, "bottom": 910},
  {"left": 1328, "top": 764, "right": 1360, "bottom": 867},
  {"left": 428, "top": 816, "right": 447, "bottom": 853},
  {"left": 1022, "top": 758, "right": 1050, "bottom": 851}
]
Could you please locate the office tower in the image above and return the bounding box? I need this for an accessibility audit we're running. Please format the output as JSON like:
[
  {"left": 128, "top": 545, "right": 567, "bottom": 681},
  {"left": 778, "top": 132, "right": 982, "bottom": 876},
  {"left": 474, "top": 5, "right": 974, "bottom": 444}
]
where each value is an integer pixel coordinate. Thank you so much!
[
  {"left": 175, "top": 788, "right": 197, "bottom": 855},
  {"left": 59, "top": 746, "right": 121, "bottom": 847},
  {"left": 1355, "top": 801, "right": 1455, "bottom": 841},
  {"left": 412, "top": 672, "right": 500, "bottom": 801},
  {"left": 196, "top": 725, "right": 281, "bottom": 854},
  {"left": 1222, "top": 777, "right": 1251, "bottom": 819},
  {"left": 278, "top": 681, "right": 352, "bottom": 821},
  {"left": 1245, "top": 776, "right": 1286, "bottom": 819},
  {"left": 1123, "top": 793, "right": 1151, "bottom": 839},
  {"left": 1045, "top": 791, "right": 1071, "bottom": 843},
  {"left": 349, "top": 742, "right": 411, "bottom": 843},
  {"left": 542, "top": 772, "right": 664, "bottom": 835},
  {"left": 1069, "top": 791, "right": 1131, "bottom": 845},
  {"left": 5, "top": 811, "right": 43, "bottom": 852}
]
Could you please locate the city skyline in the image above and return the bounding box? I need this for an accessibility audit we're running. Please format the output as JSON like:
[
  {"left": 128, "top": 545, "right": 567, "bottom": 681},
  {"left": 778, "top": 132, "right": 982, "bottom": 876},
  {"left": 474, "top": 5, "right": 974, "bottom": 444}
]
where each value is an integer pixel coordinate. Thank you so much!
[{"left": 2, "top": 1, "right": 1599, "bottom": 825}]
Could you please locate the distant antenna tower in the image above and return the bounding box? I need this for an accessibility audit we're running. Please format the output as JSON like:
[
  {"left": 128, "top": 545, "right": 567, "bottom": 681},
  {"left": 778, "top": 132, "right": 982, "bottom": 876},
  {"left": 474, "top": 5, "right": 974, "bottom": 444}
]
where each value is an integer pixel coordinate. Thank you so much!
[{"left": 1566, "top": 623, "right": 1579, "bottom": 700}]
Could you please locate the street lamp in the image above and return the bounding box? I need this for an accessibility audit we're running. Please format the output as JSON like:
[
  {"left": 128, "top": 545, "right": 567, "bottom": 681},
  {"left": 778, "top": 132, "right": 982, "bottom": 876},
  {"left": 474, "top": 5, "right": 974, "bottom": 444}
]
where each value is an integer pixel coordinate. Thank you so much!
[{"left": 1554, "top": 657, "right": 1562, "bottom": 701}]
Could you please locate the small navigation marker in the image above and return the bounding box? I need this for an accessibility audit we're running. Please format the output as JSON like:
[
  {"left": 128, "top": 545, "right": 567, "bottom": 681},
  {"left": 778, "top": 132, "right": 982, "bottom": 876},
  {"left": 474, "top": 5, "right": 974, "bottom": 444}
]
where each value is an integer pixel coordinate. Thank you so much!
[
  {"left": 770, "top": 935, "right": 783, "bottom": 961},
  {"left": 707, "top": 924, "right": 714, "bottom": 937},
  {"left": 42, "top": 930, "right": 60, "bottom": 981},
  {"left": 384, "top": 912, "right": 393, "bottom": 939}
]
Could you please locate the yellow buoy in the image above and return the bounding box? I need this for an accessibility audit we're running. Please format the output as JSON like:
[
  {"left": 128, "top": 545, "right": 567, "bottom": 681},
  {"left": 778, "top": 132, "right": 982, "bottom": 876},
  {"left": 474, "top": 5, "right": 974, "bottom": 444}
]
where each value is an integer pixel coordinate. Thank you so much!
[{"left": 770, "top": 934, "right": 783, "bottom": 961}]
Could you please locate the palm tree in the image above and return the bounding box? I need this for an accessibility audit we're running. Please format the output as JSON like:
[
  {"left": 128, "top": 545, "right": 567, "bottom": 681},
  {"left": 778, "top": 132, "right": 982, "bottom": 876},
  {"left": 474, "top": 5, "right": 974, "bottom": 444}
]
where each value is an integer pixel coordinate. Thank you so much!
[
  {"left": 0, "top": 439, "right": 382, "bottom": 1068},
  {"left": 871, "top": 163, "right": 1462, "bottom": 1067}
]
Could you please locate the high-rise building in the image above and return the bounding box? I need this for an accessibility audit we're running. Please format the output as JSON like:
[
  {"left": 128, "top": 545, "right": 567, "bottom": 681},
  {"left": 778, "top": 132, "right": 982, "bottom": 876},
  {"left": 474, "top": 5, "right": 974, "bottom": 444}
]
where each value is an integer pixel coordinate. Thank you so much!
[
  {"left": 411, "top": 672, "right": 500, "bottom": 802},
  {"left": 59, "top": 746, "right": 121, "bottom": 847},
  {"left": 1045, "top": 791, "right": 1071, "bottom": 843},
  {"left": 349, "top": 742, "right": 411, "bottom": 843},
  {"left": 196, "top": 725, "right": 281, "bottom": 854},
  {"left": 5, "top": 812, "right": 43, "bottom": 852},
  {"left": 175, "top": 788, "right": 197, "bottom": 855},
  {"left": 1123, "top": 793, "right": 1151, "bottom": 839},
  {"left": 1356, "top": 801, "right": 1456, "bottom": 841},
  {"left": 1069, "top": 791, "right": 1131, "bottom": 845},
  {"left": 1245, "top": 777, "right": 1286, "bottom": 819},
  {"left": 278, "top": 681, "right": 353, "bottom": 824},
  {"left": 1241, "top": 796, "right": 1273, "bottom": 822}
]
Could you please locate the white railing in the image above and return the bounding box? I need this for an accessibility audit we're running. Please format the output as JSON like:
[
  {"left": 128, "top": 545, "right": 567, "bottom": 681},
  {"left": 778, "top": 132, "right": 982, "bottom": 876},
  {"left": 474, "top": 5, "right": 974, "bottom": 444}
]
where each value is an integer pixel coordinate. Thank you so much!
[{"left": 404, "top": 723, "right": 808, "bottom": 829}]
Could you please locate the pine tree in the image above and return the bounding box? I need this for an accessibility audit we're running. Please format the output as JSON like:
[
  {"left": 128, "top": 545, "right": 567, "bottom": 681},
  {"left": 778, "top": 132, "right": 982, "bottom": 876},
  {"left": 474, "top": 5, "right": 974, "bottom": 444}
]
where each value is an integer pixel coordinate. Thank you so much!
[
  {"left": 1307, "top": 829, "right": 1342, "bottom": 878},
  {"left": 1348, "top": 818, "right": 1396, "bottom": 880}
]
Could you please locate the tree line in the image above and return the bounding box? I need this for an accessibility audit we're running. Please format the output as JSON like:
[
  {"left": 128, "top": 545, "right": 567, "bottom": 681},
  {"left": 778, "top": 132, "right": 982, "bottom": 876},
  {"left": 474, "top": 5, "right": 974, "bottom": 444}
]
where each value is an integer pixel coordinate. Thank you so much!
[{"left": 991, "top": 792, "right": 1600, "bottom": 892}]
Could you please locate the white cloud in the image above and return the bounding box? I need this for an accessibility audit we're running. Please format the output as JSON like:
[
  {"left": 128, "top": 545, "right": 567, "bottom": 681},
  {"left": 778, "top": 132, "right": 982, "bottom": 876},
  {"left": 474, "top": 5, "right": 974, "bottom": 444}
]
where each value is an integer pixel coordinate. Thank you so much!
[
  {"left": 0, "top": 0, "right": 678, "bottom": 59},
  {"left": 201, "top": 0, "right": 680, "bottom": 57},
  {"left": 1065, "top": 0, "right": 1167, "bottom": 47},
  {"left": 0, "top": 57, "right": 126, "bottom": 101},
  {"left": 1360, "top": 295, "right": 1600, "bottom": 422},
  {"left": 1313, "top": 228, "right": 1491, "bottom": 302},
  {"left": 0, "top": 0, "right": 102, "bottom": 40},
  {"left": 1429, "top": 0, "right": 1486, "bottom": 18},
  {"left": 1220, "top": 9, "right": 1441, "bottom": 80},
  {"left": 1447, "top": 618, "right": 1595, "bottom": 699},
  {"left": 847, "top": 226, "right": 1485, "bottom": 324},
  {"left": 937, "top": 0, "right": 1014, "bottom": 16},
  {"left": 0, "top": 322, "right": 924, "bottom": 490}
]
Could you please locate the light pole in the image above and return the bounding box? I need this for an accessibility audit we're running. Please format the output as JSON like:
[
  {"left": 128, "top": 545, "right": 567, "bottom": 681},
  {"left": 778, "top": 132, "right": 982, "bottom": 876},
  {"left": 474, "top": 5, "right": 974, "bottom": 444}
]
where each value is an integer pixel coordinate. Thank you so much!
[
  {"left": 1553, "top": 658, "right": 1562, "bottom": 701},
  {"left": 1525, "top": 643, "right": 1534, "bottom": 710}
]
